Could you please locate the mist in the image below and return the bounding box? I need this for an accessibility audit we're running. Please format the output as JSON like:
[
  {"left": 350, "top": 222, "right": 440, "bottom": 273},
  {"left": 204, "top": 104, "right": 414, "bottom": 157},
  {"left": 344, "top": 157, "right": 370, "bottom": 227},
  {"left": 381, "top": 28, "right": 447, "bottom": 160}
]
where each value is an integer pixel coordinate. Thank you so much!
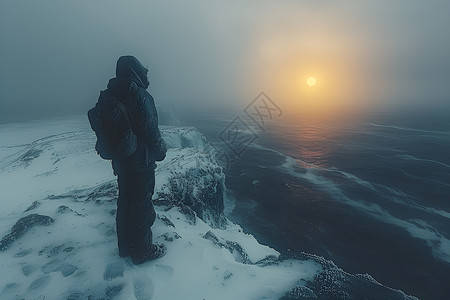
[{"left": 1, "top": 0, "right": 449, "bottom": 123}]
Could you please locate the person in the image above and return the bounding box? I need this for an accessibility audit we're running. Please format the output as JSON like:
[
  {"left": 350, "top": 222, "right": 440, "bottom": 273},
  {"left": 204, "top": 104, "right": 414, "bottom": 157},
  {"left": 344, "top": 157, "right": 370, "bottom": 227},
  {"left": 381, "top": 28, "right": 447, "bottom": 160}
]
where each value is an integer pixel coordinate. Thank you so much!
[{"left": 106, "top": 55, "right": 167, "bottom": 264}]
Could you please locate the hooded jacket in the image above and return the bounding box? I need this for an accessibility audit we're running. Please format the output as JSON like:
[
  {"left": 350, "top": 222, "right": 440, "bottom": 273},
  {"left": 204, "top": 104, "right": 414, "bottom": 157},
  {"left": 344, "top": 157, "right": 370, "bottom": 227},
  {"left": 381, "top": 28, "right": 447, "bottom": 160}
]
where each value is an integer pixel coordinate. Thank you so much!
[{"left": 108, "top": 56, "right": 167, "bottom": 174}]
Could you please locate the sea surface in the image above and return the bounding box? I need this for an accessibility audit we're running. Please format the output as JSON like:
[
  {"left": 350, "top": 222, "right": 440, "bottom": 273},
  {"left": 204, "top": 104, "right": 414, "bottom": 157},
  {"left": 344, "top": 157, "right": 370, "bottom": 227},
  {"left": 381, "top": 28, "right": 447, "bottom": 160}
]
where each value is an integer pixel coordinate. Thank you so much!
[{"left": 181, "top": 110, "right": 450, "bottom": 300}]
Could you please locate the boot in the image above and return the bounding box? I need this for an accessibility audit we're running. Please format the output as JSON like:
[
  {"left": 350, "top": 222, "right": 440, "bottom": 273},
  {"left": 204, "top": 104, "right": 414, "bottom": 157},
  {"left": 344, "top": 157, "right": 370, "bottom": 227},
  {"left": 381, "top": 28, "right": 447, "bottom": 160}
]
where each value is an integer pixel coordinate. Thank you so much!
[
  {"left": 118, "top": 247, "right": 131, "bottom": 258},
  {"left": 131, "top": 244, "right": 167, "bottom": 265}
]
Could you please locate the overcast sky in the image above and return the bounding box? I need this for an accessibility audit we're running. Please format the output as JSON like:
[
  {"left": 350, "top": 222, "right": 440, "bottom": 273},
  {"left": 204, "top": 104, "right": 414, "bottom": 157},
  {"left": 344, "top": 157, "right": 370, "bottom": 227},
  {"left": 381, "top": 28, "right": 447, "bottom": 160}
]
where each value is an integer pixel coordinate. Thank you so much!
[{"left": 1, "top": 0, "right": 449, "bottom": 123}]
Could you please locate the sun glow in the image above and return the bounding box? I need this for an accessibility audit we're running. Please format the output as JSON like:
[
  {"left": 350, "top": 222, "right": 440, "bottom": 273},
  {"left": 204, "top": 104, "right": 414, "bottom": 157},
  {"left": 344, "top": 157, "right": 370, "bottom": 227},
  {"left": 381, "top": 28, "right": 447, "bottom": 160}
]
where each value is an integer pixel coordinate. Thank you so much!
[
  {"left": 306, "top": 77, "right": 317, "bottom": 86},
  {"left": 246, "top": 19, "right": 375, "bottom": 122}
]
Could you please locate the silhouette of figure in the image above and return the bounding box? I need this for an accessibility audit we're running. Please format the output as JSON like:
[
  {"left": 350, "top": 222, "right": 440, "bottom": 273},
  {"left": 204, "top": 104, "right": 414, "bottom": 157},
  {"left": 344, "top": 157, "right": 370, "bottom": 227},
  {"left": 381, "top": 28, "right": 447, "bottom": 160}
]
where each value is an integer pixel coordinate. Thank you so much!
[{"left": 107, "top": 56, "right": 167, "bottom": 264}]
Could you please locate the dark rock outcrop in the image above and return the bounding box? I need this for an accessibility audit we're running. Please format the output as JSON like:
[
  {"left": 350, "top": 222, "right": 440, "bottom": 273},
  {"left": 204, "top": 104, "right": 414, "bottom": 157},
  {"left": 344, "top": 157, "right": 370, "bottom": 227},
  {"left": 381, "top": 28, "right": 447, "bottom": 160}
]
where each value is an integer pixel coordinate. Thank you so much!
[
  {"left": 203, "top": 230, "right": 251, "bottom": 264},
  {"left": 0, "top": 214, "right": 54, "bottom": 251}
]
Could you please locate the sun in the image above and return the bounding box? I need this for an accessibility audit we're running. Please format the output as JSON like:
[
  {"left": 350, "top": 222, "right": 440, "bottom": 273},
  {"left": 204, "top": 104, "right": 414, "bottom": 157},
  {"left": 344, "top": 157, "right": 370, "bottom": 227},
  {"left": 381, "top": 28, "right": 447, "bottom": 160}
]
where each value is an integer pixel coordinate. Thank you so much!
[{"left": 306, "top": 77, "right": 317, "bottom": 87}]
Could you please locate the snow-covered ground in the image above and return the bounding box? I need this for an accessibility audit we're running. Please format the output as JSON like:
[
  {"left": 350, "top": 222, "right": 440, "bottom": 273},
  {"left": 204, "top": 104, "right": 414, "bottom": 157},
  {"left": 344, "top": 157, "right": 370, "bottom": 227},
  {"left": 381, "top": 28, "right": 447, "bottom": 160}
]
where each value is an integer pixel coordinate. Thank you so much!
[{"left": 0, "top": 116, "right": 321, "bottom": 300}]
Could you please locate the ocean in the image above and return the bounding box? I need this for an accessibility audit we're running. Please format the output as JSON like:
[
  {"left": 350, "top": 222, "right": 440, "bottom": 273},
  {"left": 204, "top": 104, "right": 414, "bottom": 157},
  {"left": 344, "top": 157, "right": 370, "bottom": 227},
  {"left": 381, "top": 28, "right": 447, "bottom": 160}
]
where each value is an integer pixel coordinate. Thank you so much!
[{"left": 182, "top": 110, "right": 450, "bottom": 300}]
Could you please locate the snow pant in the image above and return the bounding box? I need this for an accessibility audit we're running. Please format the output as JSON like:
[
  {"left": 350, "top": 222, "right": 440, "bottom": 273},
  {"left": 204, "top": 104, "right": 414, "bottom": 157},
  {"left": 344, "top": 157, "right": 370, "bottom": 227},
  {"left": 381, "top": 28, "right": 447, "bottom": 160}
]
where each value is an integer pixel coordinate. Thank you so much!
[{"left": 116, "top": 169, "right": 156, "bottom": 255}]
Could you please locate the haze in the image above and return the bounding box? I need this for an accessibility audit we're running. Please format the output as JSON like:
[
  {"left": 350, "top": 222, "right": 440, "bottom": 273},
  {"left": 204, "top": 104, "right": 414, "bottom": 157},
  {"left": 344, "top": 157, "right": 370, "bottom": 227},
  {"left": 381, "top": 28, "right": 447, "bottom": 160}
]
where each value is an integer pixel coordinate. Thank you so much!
[{"left": 1, "top": 0, "right": 449, "bottom": 123}]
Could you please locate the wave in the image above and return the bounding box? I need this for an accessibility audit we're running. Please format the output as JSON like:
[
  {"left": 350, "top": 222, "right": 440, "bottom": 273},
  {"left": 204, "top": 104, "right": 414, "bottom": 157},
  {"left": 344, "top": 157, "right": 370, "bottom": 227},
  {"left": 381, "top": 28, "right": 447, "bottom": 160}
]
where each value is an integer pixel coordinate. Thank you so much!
[
  {"left": 397, "top": 154, "right": 450, "bottom": 169},
  {"left": 248, "top": 142, "right": 450, "bottom": 264},
  {"left": 366, "top": 123, "right": 450, "bottom": 135}
]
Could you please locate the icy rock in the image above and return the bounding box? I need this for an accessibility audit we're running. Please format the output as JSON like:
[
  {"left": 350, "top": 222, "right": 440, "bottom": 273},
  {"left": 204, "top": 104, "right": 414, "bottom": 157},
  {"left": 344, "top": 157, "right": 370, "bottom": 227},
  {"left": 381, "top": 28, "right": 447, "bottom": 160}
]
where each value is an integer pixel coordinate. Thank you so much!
[
  {"left": 159, "top": 232, "right": 181, "bottom": 242},
  {"left": 178, "top": 203, "right": 197, "bottom": 225},
  {"left": 203, "top": 231, "right": 251, "bottom": 264},
  {"left": 20, "top": 148, "right": 43, "bottom": 165},
  {"left": 280, "top": 251, "right": 419, "bottom": 300},
  {"left": 86, "top": 181, "right": 118, "bottom": 203},
  {"left": 223, "top": 270, "right": 233, "bottom": 280},
  {"left": 0, "top": 214, "right": 54, "bottom": 251},
  {"left": 158, "top": 214, "right": 176, "bottom": 228},
  {"left": 280, "top": 286, "right": 318, "bottom": 300},
  {"left": 156, "top": 147, "right": 227, "bottom": 229},
  {"left": 161, "top": 127, "right": 209, "bottom": 151},
  {"left": 24, "top": 200, "right": 40, "bottom": 212},
  {"left": 280, "top": 251, "right": 338, "bottom": 270},
  {"left": 203, "top": 230, "right": 220, "bottom": 244},
  {"left": 57, "top": 205, "right": 84, "bottom": 216}
]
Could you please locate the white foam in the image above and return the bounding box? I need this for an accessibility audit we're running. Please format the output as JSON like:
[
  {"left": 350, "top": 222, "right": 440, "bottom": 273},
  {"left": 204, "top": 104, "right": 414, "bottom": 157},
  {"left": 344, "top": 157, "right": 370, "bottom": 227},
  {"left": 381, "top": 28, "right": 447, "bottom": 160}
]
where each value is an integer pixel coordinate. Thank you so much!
[
  {"left": 250, "top": 142, "right": 450, "bottom": 264},
  {"left": 367, "top": 123, "right": 450, "bottom": 135}
]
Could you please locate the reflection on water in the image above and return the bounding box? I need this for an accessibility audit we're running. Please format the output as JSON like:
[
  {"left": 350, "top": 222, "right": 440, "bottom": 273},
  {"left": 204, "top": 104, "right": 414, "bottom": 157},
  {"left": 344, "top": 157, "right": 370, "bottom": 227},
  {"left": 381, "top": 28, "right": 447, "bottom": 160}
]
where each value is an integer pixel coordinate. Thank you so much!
[
  {"left": 293, "top": 124, "right": 332, "bottom": 169},
  {"left": 273, "top": 116, "right": 352, "bottom": 169}
]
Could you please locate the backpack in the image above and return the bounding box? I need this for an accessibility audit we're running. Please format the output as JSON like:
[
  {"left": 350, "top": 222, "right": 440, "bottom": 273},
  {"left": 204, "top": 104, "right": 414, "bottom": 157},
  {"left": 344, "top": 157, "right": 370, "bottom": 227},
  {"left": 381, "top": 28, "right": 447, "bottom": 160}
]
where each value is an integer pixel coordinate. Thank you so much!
[{"left": 88, "top": 90, "right": 137, "bottom": 160}]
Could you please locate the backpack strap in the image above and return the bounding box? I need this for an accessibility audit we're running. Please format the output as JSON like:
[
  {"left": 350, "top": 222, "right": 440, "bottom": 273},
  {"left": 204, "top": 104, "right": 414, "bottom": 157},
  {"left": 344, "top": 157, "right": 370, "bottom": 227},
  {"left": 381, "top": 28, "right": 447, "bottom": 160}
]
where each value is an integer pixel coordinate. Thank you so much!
[{"left": 115, "top": 99, "right": 136, "bottom": 133}]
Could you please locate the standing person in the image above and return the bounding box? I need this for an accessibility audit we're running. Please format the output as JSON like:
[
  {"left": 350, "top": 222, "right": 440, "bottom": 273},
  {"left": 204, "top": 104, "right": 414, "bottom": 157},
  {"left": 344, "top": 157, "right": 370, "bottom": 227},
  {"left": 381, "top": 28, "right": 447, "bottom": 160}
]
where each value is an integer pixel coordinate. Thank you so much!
[{"left": 105, "top": 56, "right": 167, "bottom": 264}]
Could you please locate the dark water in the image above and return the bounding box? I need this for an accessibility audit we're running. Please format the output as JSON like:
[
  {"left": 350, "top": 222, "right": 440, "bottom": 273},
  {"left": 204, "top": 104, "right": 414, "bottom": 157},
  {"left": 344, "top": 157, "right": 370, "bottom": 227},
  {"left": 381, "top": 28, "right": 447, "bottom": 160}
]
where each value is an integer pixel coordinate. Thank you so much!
[{"left": 180, "top": 110, "right": 450, "bottom": 300}]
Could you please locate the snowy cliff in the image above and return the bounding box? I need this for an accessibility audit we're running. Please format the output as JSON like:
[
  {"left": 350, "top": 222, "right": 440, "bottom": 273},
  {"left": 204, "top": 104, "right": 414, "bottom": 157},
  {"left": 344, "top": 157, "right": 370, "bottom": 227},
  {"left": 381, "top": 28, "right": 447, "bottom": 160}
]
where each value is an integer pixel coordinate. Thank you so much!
[{"left": 0, "top": 116, "right": 418, "bottom": 300}]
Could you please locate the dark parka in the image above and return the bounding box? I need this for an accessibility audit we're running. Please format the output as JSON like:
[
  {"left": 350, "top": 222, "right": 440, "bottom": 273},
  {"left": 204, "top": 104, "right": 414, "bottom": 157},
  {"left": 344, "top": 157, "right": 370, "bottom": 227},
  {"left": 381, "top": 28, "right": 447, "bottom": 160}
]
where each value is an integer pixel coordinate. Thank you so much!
[{"left": 107, "top": 56, "right": 167, "bottom": 174}]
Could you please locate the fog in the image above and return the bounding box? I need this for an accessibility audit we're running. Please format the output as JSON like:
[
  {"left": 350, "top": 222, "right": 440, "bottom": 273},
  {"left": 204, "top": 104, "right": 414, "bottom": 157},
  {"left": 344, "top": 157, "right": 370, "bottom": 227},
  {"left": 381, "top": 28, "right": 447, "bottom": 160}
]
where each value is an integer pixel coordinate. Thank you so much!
[{"left": 1, "top": 0, "right": 449, "bottom": 123}]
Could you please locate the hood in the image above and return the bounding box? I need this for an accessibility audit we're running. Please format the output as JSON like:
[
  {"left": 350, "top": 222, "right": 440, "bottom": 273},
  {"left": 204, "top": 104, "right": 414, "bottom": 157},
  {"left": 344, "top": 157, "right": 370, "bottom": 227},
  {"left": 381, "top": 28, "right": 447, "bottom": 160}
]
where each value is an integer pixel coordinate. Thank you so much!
[{"left": 115, "top": 55, "right": 149, "bottom": 89}]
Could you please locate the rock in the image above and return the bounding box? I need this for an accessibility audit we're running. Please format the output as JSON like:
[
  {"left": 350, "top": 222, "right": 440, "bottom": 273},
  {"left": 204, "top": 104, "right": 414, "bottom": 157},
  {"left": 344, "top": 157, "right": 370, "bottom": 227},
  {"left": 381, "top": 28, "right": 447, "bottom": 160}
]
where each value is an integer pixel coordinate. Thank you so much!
[
  {"left": 39, "top": 244, "right": 66, "bottom": 258},
  {"left": 159, "top": 232, "right": 181, "bottom": 242},
  {"left": 158, "top": 215, "right": 176, "bottom": 228},
  {"left": 203, "top": 231, "right": 220, "bottom": 244},
  {"left": 57, "top": 205, "right": 84, "bottom": 216},
  {"left": 24, "top": 201, "right": 40, "bottom": 212},
  {"left": 21, "top": 148, "right": 43, "bottom": 163},
  {"left": 63, "top": 246, "right": 74, "bottom": 253},
  {"left": 202, "top": 231, "right": 251, "bottom": 264},
  {"left": 225, "top": 240, "right": 251, "bottom": 264},
  {"left": 255, "top": 255, "right": 279, "bottom": 267},
  {"left": 178, "top": 203, "right": 197, "bottom": 225},
  {"left": 224, "top": 270, "right": 233, "bottom": 280},
  {"left": 0, "top": 214, "right": 54, "bottom": 251},
  {"left": 280, "top": 286, "right": 318, "bottom": 300},
  {"left": 85, "top": 181, "right": 118, "bottom": 203},
  {"left": 280, "top": 251, "right": 419, "bottom": 300},
  {"left": 157, "top": 147, "right": 227, "bottom": 229}
]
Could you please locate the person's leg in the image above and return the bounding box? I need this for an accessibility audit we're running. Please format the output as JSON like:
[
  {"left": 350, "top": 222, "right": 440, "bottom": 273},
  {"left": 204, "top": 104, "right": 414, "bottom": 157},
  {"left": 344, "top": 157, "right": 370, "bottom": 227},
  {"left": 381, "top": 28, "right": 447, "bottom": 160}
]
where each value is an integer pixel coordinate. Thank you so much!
[
  {"left": 128, "top": 169, "right": 156, "bottom": 252},
  {"left": 116, "top": 174, "right": 131, "bottom": 257}
]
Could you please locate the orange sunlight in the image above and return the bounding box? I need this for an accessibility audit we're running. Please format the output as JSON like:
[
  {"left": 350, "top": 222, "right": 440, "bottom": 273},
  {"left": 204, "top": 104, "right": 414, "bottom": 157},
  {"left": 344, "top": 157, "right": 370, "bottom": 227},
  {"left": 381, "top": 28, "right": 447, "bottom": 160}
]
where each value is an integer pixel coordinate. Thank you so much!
[{"left": 247, "top": 16, "right": 375, "bottom": 124}]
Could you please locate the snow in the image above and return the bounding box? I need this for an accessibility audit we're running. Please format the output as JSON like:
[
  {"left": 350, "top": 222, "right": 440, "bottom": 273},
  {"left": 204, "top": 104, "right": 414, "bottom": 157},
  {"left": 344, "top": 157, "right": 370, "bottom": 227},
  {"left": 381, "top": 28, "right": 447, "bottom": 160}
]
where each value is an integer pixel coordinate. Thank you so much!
[{"left": 0, "top": 115, "right": 321, "bottom": 300}]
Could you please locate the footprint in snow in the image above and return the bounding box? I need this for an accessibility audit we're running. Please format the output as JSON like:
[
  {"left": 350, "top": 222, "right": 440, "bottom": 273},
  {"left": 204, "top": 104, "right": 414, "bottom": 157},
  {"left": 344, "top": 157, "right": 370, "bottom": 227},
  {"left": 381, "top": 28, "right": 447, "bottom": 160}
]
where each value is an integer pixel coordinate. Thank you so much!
[
  {"left": 103, "top": 261, "right": 125, "bottom": 281},
  {"left": 155, "top": 264, "right": 174, "bottom": 282},
  {"left": 128, "top": 265, "right": 155, "bottom": 300},
  {"left": 28, "top": 275, "right": 51, "bottom": 291}
]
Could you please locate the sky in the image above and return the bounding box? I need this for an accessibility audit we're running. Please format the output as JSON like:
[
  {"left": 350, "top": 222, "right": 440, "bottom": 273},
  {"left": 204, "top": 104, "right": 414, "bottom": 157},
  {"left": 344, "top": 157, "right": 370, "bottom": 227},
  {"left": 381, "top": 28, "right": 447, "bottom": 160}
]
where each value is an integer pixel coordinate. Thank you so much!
[{"left": 1, "top": 0, "right": 450, "bottom": 123}]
